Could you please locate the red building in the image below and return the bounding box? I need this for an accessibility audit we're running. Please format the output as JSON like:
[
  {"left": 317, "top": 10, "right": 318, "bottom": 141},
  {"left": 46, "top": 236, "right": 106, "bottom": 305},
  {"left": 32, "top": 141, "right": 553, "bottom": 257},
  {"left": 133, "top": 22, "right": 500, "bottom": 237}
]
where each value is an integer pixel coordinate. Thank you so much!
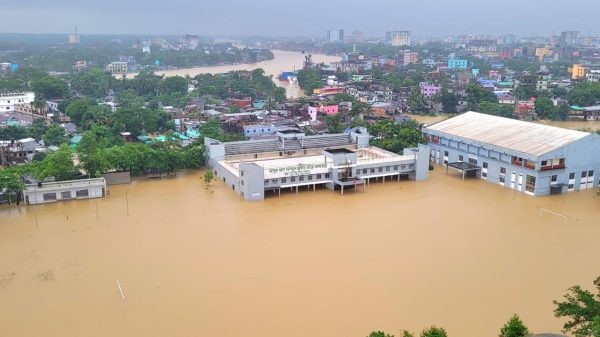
[{"left": 226, "top": 97, "right": 252, "bottom": 108}]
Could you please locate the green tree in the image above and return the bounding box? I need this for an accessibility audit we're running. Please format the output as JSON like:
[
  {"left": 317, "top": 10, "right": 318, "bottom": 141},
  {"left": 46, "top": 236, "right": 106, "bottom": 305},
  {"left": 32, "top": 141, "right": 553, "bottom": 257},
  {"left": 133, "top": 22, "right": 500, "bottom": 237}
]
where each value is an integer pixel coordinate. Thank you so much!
[
  {"left": 35, "top": 145, "right": 77, "bottom": 181},
  {"left": 325, "top": 113, "right": 345, "bottom": 133},
  {"left": 160, "top": 76, "right": 188, "bottom": 95},
  {"left": 369, "top": 119, "right": 424, "bottom": 154},
  {"left": 478, "top": 101, "right": 515, "bottom": 118},
  {"left": 30, "top": 75, "right": 68, "bottom": 99},
  {"left": 499, "top": 314, "right": 530, "bottom": 337},
  {"left": 203, "top": 170, "right": 214, "bottom": 184},
  {"left": 0, "top": 125, "right": 30, "bottom": 140},
  {"left": 408, "top": 89, "right": 428, "bottom": 114},
  {"left": 29, "top": 118, "right": 48, "bottom": 141},
  {"left": 534, "top": 96, "right": 558, "bottom": 120},
  {"left": 439, "top": 89, "right": 459, "bottom": 113},
  {"left": 368, "top": 331, "right": 394, "bottom": 337},
  {"left": 554, "top": 276, "right": 600, "bottom": 337},
  {"left": 420, "top": 326, "right": 447, "bottom": 337},
  {"left": 65, "top": 98, "right": 94, "bottom": 125},
  {"left": 0, "top": 168, "right": 27, "bottom": 205},
  {"left": 42, "top": 125, "right": 68, "bottom": 146},
  {"left": 466, "top": 83, "right": 497, "bottom": 111},
  {"left": 297, "top": 68, "right": 323, "bottom": 95}
]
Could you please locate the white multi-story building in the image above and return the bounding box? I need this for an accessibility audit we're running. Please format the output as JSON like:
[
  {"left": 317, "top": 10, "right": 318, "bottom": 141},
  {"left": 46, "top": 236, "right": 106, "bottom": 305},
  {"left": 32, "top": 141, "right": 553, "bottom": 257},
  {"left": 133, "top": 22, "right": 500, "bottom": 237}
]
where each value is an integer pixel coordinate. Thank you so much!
[
  {"left": 585, "top": 70, "right": 600, "bottom": 82},
  {"left": 105, "top": 62, "right": 128, "bottom": 74},
  {"left": 327, "top": 29, "right": 345, "bottom": 43},
  {"left": 0, "top": 92, "right": 35, "bottom": 113},
  {"left": 390, "top": 31, "right": 411, "bottom": 46}
]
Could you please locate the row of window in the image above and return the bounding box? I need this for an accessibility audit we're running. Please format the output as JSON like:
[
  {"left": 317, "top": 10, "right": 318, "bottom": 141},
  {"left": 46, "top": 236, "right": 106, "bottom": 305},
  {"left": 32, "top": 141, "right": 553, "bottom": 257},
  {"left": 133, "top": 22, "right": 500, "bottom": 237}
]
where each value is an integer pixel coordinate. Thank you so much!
[{"left": 264, "top": 173, "right": 331, "bottom": 185}]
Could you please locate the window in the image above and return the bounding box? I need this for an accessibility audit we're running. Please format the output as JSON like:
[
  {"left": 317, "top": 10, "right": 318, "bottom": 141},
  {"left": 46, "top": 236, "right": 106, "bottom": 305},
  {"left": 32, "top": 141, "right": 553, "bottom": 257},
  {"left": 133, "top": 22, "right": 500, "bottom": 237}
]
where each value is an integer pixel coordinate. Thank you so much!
[
  {"left": 378, "top": 167, "right": 383, "bottom": 172},
  {"left": 282, "top": 178, "right": 287, "bottom": 183},
  {"left": 370, "top": 168, "right": 375, "bottom": 173},
  {"left": 43, "top": 192, "right": 57, "bottom": 201},
  {"left": 569, "top": 172, "right": 575, "bottom": 179},
  {"left": 299, "top": 176, "right": 305, "bottom": 181},
  {"left": 241, "top": 180, "right": 244, "bottom": 186},
  {"left": 386, "top": 166, "right": 390, "bottom": 172},
  {"left": 325, "top": 173, "right": 330, "bottom": 178},
  {"left": 541, "top": 160, "right": 548, "bottom": 166},
  {"left": 264, "top": 180, "right": 269, "bottom": 185},
  {"left": 582, "top": 171, "right": 588, "bottom": 178},
  {"left": 393, "top": 165, "right": 398, "bottom": 170},
  {"left": 468, "top": 158, "right": 477, "bottom": 165},
  {"left": 525, "top": 175, "right": 536, "bottom": 192},
  {"left": 482, "top": 172, "right": 487, "bottom": 178},
  {"left": 61, "top": 191, "right": 72, "bottom": 199},
  {"left": 500, "top": 167, "right": 506, "bottom": 174},
  {"left": 271, "top": 179, "right": 277, "bottom": 184},
  {"left": 76, "top": 189, "right": 89, "bottom": 198},
  {"left": 254, "top": 154, "right": 258, "bottom": 159},
  {"left": 316, "top": 174, "right": 322, "bottom": 179},
  {"left": 551, "top": 175, "right": 557, "bottom": 182},
  {"left": 459, "top": 155, "right": 464, "bottom": 161},
  {"left": 482, "top": 162, "right": 488, "bottom": 169},
  {"left": 568, "top": 184, "right": 574, "bottom": 189},
  {"left": 499, "top": 176, "right": 506, "bottom": 183},
  {"left": 291, "top": 177, "right": 296, "bottom": 182},
  {"left": 589, "top": 170, "right": 595, "bottom": 176},
  {"left": 444, "top": 151, "right": 448, "bottom": 156},
  {"left": 308, "top": 175, "right": 313, "bottom": 181},
  {"left": 240, "top": 171, "right": 244, "bottom": 177}
]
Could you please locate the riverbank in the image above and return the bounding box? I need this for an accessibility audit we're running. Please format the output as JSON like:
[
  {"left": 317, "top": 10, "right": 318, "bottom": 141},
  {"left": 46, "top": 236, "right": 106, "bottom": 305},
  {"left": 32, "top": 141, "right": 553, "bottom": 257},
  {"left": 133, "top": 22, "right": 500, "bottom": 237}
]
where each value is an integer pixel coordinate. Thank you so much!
[
  {"left": 1, "top": 168, "right": 598, "bottom": 337},
  {"left": 125, "top": 50, "right": 341, "bottom": 99}
]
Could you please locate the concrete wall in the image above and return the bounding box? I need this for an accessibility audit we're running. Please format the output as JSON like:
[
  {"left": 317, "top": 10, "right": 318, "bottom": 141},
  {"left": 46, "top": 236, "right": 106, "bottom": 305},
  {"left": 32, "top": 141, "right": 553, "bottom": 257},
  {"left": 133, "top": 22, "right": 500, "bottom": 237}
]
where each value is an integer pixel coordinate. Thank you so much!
[
  {"left": 102, "top": 171, "right": 131, "bottom": 185},
  {"left": 240, "top": 162, "right": 265, "bottom": 201},
  {"left": 25, "top": 185, "right": 105, "bottom": 205}
]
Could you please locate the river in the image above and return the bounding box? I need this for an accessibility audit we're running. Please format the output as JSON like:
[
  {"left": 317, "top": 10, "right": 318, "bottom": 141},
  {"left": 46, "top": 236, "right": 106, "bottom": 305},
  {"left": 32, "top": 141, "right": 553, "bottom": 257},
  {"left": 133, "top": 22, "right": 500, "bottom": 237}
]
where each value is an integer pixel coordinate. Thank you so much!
[
  {"left": 1, "top": 168, "right": 599, "bottom": 337},
  {"left": 126, "top": 50, "right": 341, "bottom": 99}
]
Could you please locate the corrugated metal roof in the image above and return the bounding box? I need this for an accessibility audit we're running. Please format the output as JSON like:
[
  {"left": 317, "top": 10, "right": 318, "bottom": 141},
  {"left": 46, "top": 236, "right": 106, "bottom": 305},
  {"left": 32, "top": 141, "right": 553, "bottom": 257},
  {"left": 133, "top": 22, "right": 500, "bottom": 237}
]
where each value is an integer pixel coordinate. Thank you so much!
[{"left": 424, "top": 111, "right": 590, "bottom": 156}]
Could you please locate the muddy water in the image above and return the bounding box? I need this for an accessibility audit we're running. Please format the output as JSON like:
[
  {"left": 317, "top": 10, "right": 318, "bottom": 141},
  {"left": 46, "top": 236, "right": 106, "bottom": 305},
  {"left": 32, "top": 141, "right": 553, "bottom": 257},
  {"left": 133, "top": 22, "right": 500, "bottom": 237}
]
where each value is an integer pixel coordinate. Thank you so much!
[
  {"left": 126, "top": 50, "right": 341, "bottom": 99},
  {"left": 1, "top": 169, "right": 599, "bottom": 337}
]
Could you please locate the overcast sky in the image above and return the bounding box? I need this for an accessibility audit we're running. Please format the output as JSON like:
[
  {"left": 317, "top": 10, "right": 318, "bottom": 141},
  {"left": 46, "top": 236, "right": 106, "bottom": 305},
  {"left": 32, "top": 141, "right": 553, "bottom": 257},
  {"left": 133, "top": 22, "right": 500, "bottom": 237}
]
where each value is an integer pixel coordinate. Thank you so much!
[{"left": 1, "top": 0, "right": 599, "bottom": 37}]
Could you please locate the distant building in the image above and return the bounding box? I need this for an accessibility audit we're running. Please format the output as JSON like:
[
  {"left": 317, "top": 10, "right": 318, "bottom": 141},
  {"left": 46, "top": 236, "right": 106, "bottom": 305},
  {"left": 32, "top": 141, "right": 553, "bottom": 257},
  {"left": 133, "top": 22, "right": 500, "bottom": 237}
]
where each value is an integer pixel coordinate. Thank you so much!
[
  {"left": 327, "top": 29, "right": 345, "bottom": 43},
  {"left": 536, "top": 72, "right": 550, "bottom": 91},
  {"left": 352, "top": 31, "right": 365, "bottom": 43},
  {"left": 424, "top": 111, "right": 600, "bottom": 196},
  {"left": 308, "top": 105, "right": 339, "bottom": 121},
  {"left": 181, "top": 34, "right": 199, "bottom": 49},
  {"left": 68, "top": 27, "right": 80, "bottom": 44},
  {"left": 105, "top": 62, "right": 128, "bottom": 74},
  {"left": 570, "top": 64, "right": 586, "bottom": 80},
  {"left": 559, "top": 31, "right": 580, "bottom": 46},
  {"left": 243, "top": 124, "right": 277, "bottom": 138},
  {"left": 74, "top": 60, "right": 87, "bottom": 71},
  {"left": 419, "top": 82, "right": 442, "bottom": 99},
  {"left": 448, "top": 59, "right": 468, "bottom": 69},
  {"left": 390, "top": 31, "right": 411, "bottom": 46},
  {"left": 0, "top": 92, "right": 35, "bottom": 113},
  {"left": 585, "top": 69, "right": 600, "bottom": 82},
  {"left": 402, "top": 52, "right": 419, "bottom": 66},
  {"left": 535, "top": 47, "right": 553, "bottom": 62}
]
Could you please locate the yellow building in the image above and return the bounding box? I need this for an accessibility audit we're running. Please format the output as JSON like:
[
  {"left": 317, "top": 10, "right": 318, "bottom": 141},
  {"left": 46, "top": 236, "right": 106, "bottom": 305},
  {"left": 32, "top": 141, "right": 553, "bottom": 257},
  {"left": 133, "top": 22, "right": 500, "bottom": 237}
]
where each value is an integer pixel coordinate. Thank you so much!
[
  {"left": 535, "top": 47, "right": 552, "bottom": 62},
  {"left": 570, "top": 64, "right": 586, "bottom": 80}
]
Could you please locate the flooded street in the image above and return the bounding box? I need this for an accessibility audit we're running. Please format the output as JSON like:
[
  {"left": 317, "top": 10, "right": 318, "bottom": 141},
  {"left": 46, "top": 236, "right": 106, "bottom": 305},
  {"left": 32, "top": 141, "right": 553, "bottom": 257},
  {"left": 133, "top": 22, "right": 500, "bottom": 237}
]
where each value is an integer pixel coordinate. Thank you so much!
[
  {"left": 1, "top": 168, "right": 599, "bottom": 337},
  {"left": 126, "top": 50, "right": 341, "bottom": 99}
]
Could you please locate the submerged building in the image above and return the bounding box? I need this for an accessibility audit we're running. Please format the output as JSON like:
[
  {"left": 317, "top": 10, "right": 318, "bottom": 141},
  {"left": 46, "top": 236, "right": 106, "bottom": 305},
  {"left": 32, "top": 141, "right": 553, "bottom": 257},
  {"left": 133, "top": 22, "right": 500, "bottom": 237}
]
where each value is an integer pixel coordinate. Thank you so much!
[
  {"left": 205, "top": 127, "right": 430, "bottom": 200},
  {"left": 24, "top": 178, "right": 107, "bottom": 205},
  {"left": 423, "top": 112, "right": 600, "bottom": 196}
]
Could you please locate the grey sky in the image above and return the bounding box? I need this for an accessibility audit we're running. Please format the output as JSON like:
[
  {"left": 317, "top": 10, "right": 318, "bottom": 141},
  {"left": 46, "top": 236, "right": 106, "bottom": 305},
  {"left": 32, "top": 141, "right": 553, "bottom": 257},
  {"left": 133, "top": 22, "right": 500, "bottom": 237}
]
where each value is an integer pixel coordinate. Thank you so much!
[{"left": 1, "top": 0, "right": 599, "bottom": 37}]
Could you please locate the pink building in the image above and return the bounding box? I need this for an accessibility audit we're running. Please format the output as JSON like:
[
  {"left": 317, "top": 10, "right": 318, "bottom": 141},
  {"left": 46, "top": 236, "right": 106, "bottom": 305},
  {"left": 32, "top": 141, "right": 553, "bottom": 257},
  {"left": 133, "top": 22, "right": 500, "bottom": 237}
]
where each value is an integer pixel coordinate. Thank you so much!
[
  {"left": 419, "top": 82, "right": 442, "bottom": 98},
  {"left": 308, "top": 105, "right": 339, "bottom": 121}
]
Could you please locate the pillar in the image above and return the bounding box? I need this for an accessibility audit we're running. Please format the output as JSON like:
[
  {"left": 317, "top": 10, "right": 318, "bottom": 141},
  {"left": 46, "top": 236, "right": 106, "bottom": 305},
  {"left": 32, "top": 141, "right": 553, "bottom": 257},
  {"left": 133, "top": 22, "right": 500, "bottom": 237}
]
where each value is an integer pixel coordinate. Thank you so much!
[
  {"left": 296, "top": 186, "right": 298, "bottom": 194},
  {"left": 341, "top": 185, "right": 344, "bottom": 195}
]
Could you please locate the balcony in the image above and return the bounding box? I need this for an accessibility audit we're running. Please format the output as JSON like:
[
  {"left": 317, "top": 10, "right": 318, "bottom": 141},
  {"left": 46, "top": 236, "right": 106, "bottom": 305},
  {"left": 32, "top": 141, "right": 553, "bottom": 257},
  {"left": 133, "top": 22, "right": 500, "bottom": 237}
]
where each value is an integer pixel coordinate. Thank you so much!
[{"left": 540, "top": 164, "right": 566, "bottom": 171}]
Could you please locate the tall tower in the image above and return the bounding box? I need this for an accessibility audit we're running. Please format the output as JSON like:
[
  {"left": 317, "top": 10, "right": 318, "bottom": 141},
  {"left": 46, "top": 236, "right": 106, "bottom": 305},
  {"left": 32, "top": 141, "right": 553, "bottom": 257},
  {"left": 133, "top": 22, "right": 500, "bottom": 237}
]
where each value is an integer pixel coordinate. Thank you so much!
[{"left": 68, "top": 26, "right": 81, "bottom": 44}]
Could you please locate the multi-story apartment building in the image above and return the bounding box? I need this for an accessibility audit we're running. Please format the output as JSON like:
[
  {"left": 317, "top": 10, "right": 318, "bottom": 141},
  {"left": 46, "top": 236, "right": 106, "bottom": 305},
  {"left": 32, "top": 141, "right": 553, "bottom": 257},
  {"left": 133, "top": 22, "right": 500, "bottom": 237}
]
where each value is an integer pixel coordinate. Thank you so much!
[
  {"left": 327, "top": 29, "right": 345, "bottom": 43},
  {"left": 424, "top": 112, "right": 600, "bottom": 196},
  {"left": 0, "top": 92, "right": 35, "bottom": 113},
  {"left": 403, "top": 52, "right": 419, "bottom": 66},
  {"left": 570, "top": 64, "right": 586, "bottom": 80},
  {"left": 105, "top": 62, "right": 128, "bottom": 75},
  {"left": 448, "top": 59, "right": 468, "bottom": 69},
  {"left": 390, "top": 31, "right": 411, "bottom": 46}
]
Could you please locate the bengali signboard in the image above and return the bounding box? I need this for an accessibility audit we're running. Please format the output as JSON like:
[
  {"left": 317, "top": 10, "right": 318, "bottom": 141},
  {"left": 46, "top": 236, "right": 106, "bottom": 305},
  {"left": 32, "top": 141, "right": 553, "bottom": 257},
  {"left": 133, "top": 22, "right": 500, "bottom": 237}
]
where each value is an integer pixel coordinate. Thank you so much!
[{"left": 267, "top": 163, "right": 328, "bottom": 177}]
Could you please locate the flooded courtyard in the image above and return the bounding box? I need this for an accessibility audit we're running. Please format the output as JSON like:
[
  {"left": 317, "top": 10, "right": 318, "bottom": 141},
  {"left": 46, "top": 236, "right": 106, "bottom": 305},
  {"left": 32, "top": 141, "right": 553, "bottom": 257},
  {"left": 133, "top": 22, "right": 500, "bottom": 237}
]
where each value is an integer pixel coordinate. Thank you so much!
[{"left": 1, "top": 168, "right": 599, "bottom": 337}]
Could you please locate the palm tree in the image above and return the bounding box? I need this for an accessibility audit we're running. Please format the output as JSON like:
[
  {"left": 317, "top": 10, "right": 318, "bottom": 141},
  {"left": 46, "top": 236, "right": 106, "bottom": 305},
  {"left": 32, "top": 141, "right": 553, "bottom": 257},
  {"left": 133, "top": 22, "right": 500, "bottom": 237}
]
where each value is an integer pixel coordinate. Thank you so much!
[{"left": 32, "top": 96, "right": 46, "bottom": 119}]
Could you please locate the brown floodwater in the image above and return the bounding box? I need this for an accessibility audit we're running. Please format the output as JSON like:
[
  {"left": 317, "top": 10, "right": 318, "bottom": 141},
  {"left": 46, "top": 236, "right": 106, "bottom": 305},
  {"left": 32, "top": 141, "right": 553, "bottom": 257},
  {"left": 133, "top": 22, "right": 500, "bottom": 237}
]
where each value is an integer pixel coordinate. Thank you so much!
[{"left": 1, "top": 168, "right": 599, "bottom": 337}]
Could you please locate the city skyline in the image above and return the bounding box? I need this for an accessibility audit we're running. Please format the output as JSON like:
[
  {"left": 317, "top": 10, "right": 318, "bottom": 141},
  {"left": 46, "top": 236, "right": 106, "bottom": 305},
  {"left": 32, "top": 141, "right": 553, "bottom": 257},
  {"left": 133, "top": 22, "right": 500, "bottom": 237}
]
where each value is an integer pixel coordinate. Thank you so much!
[{"left": 1, "top": 0, "right": 600, "bottom": 37}]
